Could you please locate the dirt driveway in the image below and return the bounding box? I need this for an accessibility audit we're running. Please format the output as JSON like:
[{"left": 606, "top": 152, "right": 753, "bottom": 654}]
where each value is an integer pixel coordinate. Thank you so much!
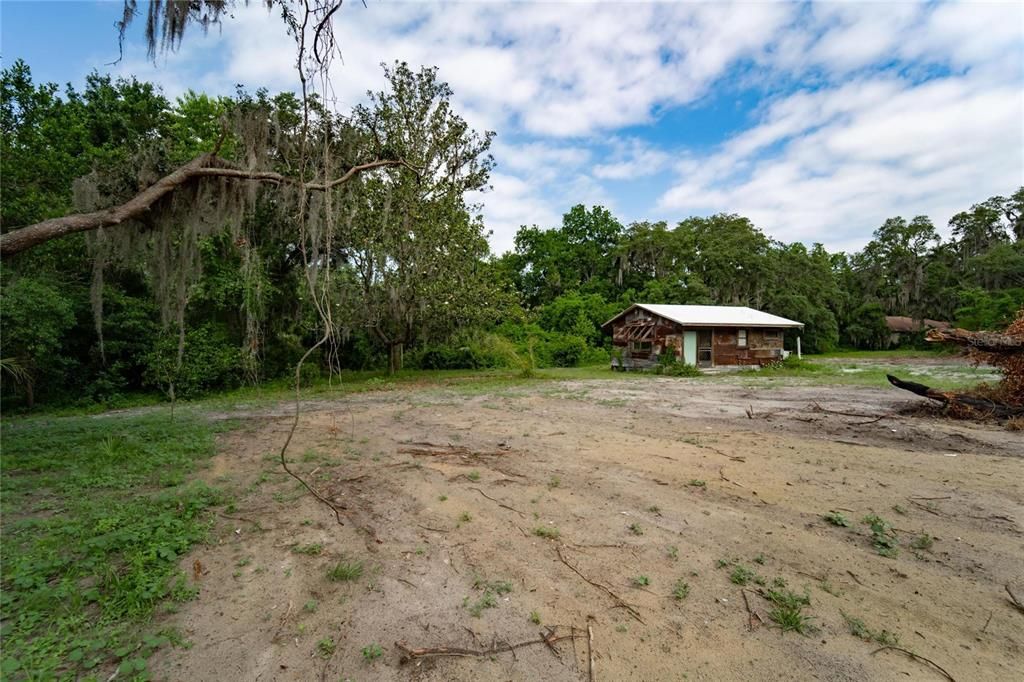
[{"left": 152, "top": 378, "right": 1024, "bottom": 681}]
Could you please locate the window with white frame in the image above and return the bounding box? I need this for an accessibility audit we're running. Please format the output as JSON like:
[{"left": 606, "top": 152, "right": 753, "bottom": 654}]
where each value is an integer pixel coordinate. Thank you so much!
[{"left": 737, "top": 329, "right": 748, "bottom": 347}]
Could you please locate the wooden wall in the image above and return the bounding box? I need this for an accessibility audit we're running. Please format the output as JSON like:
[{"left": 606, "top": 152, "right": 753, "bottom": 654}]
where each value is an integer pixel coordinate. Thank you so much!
[{"left": 713, "top": 328, "right": 784, "bottom": 366}]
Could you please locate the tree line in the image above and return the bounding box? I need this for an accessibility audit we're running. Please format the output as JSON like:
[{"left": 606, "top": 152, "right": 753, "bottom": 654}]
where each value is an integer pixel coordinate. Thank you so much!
[{"left": 2, "top": 60, "right": 1021, "bottom": 408}]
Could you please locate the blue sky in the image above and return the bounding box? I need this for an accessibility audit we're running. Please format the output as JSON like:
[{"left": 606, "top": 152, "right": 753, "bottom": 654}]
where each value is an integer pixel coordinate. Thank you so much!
[{"left": 3, "top": 1, "right": 1023, "bottom": 255}]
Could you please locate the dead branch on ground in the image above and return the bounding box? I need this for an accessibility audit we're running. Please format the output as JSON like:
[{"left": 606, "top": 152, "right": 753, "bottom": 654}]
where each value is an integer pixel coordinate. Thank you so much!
[
  {"left": 469, "top": 487, "right": 526, "bottom": 517},
  {"left": 555, "top": 545, "right": 644, "bottom": 624},
  {"left": 395, "top": 627, "right": 580, "bottom": 662},
  {"left": 870, "top": 645, "right": 957, "bottom": 682},
  {"left": 1005, "top": 585, "right": 1024, "bottom": 615}
]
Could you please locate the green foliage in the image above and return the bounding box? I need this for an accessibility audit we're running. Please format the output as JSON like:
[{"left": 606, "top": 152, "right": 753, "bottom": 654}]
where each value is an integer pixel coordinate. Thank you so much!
[
  {"left": 672, "top": 579, "right": 690, "bottom": 600},
  {"left": 361, "top": 643, "right": 383, "bottom": 661},
  {"left": 653, "top": 354, "right": 702, "bottom": 377},
  {"left": 842, "top": 611, "right": 899, "bottom": 645},
  {"left": 0, "top": 413, "right": 223, "bottom": 679},
  {"left": 863, "top": 514, "right": 899, "bottom": 558},
  {"left": 823, "top": 511, "right": 852, "bottom": 527},
  {"left": 532, "top": 525, "right": 560, "bottom": 539},
  {"left": 3, "top": 58, "right": 1021, "bottom": 406},
  {"left": 143, "top": 324, "right": 243, "bottom": 399},
  {"left": 326, "top": 560, "right": 363, "bottom": 582}
]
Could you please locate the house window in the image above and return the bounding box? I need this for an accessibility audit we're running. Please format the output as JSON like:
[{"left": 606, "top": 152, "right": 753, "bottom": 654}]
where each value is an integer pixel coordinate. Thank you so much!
[
  {"left": 631, "top": 341, "right": 652, "bottom": 353},
  {"left": 737, "top": 329, "right": 748, "bottom": 347},
  {"left": 765, "top": 330, "right": 780, "bottom": 340}
]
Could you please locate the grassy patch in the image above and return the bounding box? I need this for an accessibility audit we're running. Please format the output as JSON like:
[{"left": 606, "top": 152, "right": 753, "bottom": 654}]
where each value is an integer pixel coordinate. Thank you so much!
[
  {"left": 0, "top": 413, "right": 226, "bottom": 680},
  {"left": 532, "top": 525, "right": 560, "bottom": 539},
  {"left": 823, "top": 511, "right": 852, "bottom": 527},
  {"left": 763, "top": 587, "right": 814, "bottom": 635},
  {"left": 672, "top": 579, "right": 690, "bottom": 601},
  {"left": 327, "top": 560, "right": 364, "bottom": 582},
  {"left": 863, "top": 514, "right": 899, "bottom": 558},
  {"left": 842, "top": 611, "right": 899, "bottom": 645}
]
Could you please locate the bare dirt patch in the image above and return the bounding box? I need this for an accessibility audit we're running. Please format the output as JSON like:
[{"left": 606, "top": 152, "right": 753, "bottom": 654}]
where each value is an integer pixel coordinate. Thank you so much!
[{"left": 151, "top": 379, "right": 1024, "bottom": 681}]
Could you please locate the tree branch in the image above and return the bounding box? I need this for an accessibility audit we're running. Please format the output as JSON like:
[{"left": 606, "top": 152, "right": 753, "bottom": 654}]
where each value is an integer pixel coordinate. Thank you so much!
[{"left": 0, "top": 154, "right": 416, "bottom": 257}]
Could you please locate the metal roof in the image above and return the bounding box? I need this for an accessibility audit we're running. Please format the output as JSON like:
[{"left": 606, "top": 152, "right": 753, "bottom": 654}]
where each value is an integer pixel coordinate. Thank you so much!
[{"left": 603, "top": 304, "right": 804, "bottom": 329}]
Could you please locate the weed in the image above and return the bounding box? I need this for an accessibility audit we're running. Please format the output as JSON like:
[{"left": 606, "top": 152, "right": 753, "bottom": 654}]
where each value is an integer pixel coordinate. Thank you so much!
[
  {"left": 466, "top": 591, "right": 498, "bottom": 617},
  {"left": 729, "top": 565, "right": 758, "bottom": 586},
  {"left": 648, "top": 505, "right": 661, "bottom": 514},
  {"left": 362, "top": 643, "right": 384, "bottom": 661},
  {"left": 764, "top": 587, "right": 814, "bottom": 635},
  {"left": 300, "top": 519, "right": 313, "bottom": 526},
  {"left": 753, "top": 553, "right": 766, "bottom": 565},
  {"left": 628, "top": 522, "right": 644, "bottom": 535},
  {"left": 632, "top": 575, "right": 651, "bottom": 587},
  {"left": 615, "top": 624, "right": 628, "bottom": 633},
  {"left": 823, "top": 511, "right": 851, "bottom": 527},
  {"left": 533, "top": 525, "right": 560, "bottom": 539},
  {"left": 0, "top": 413, "right": 225, "bottom": 680},
  {"left": 892, "top": 504, "right": 907, "bottom": 515},
  {"left": 438, "top": 494, "right": 448, "bottom": 502},
  {"left": 768, "top": 604, "right": 815, "bottom": 634},
  {"left": 327, "top": 560, "right": 364, "bottom": 582},
  {"left": 466, "top": 576, "right": 512, "bottom": 616},
  {"left": 863, "top": 514, "right": 899, "bottom": 558},
  {"left": 415, "top": 546, "right": 425, "bottom": 556},
  {"left": 236, "top": 557, "right": 252, "bottom": 567},
  {"left": 303, "top": 599, "right": 318, "bottom": 613},
  {"left": 467, "top": 470, "right": 481, "bottom": 482},
  {"left": 819, "top": 580, "right": 841, "bottom": 596},
  {"left": 688, "top": 479, "right": 706, "bottom": 487},
  {"left": 715, "top": 558, "right": 732, "bottom": 568},
  {"left": 842, "top": 612, "right": 899, "bottom": 645},
  {"left": 458, "top": 511, "right": 473, "bottom": 524},
  {"left": 317, "top": 637, "right": 336, "bottom": 658},
  {"left": 910, "top": 534, "right": 934, "bottom": 551},
  {"left": 293, "top": 543, "right": 323, "bottom": 556},
  {"left": 529, "top": 610, "right": 541, "bottom": 625},
  {"left": 672, "top": 579, "right": 690, "bottom": 601},
  {"left": 666, "top": 545, "right": 679, "bottom": 560},
  {"left": 548, "top": 476, "right": 561, "bottom": 489}
]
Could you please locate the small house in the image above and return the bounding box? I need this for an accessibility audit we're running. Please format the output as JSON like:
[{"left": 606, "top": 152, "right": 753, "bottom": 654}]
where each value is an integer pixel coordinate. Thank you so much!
[{"left": 602, "top": 304, "right": 804, "bottom": 370}]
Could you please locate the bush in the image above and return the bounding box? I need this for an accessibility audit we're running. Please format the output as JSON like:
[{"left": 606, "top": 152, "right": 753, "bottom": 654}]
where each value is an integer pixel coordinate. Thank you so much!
[
  {"left": 653, "top": 354, "right": 701, "bottom": 377},
  {"left": 143, "top": 324, "right": 243, "bottom": 399}
]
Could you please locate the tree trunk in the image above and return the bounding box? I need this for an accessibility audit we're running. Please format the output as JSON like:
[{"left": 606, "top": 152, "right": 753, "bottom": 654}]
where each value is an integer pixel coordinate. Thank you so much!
[
  {"left": 387, "top": 342, "right": 404, "bottom": 374},
  {"left": 886, "top": 374, "right": 1024, "bottom": 419},
  {"left": 925, "top": 327, "right": 1023, "bottom": 353},
  {"left": 0, "top": 155, "right": 413, "bottom": 257}
]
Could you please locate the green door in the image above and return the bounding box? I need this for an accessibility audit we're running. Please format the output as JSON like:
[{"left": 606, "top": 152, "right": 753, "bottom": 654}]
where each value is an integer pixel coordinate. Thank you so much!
[{"left": 683, "top": 331, "right": 697, "bottom": 366}]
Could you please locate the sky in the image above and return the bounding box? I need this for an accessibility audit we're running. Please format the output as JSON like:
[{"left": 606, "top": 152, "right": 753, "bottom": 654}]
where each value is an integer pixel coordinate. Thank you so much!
[{"left": 2, "top": 1, "right": 1023, "bottom": 255}]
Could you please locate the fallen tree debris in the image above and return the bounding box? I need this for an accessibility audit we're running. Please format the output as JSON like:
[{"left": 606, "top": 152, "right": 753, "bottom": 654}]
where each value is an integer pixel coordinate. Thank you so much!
[
  {"left": 469, "top": 486, "right": 526, "bottom": 517},
  {"left": 1006, "top": 585, "right": 1024, "bottom": 615},
  {"left": 870, "top": 645, "right": 957, "bottom": 682},
  {"left": 886, "top": 375, "right": 1024, "bottom": 420},
  {"left": 395, "top": 626, "right": 580, "bottom": 662},
  {"left": 556, "top": 545, "right": 645, "bottom": 623}
]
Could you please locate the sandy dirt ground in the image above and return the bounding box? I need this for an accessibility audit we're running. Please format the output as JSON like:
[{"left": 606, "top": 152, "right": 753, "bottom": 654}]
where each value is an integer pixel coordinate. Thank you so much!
[{"left": 150, "top": 377, "right": 1024, "bottom": 681}]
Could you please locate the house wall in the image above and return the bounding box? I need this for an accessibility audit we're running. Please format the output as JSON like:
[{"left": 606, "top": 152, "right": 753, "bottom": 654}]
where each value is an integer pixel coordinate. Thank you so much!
[{"left": 712, "top": 327, "right": 784, "bottom": 366}]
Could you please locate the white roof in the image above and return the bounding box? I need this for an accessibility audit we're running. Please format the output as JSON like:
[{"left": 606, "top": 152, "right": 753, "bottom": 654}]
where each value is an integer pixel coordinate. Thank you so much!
[{"left": 606, "top": 304, "right": 803, "bottom": 329}]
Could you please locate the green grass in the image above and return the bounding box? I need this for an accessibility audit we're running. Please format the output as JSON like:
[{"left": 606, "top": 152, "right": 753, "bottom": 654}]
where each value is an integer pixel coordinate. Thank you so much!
[
  {"left": 0, "top": 413, "right": 227, "bottom": 680},
  {"left": 823, "top": 511, "right": 852, "bottom": 527},
  {"left": 842, "top": 611, "right": 899, "bottom": 645},
  {"left": 631, "top": 575, "right": 650, "bottom": 587},
  {"left": 327, "top": 560, "right": 364, "bottom": 582},
  {"left": 672, "top": 579, "right": 690, "bottom": 601},
  {"left": 532, "top": 525, "right": 560, "bottom": 539}
]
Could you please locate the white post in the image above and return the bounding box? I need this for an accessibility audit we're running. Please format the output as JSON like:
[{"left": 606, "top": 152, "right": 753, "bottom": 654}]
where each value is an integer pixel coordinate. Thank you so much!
[{"left": 797, "top": 336, "right": 802, "bottom": 359}]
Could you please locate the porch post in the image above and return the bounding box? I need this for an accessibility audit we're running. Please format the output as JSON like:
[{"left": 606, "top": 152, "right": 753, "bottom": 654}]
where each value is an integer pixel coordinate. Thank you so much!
[{"left": 797, "top": 336, "right": 802, "bottom": 359}]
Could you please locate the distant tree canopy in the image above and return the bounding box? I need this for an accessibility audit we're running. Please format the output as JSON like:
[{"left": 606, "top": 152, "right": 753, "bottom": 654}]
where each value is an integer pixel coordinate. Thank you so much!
[{"left": 2, "top": 59, "right": 1021, "bottom": 408}]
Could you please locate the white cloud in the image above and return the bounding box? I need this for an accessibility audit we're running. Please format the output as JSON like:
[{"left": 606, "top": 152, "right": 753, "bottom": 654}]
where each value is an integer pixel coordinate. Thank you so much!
[{"left": 104, "top": 1, "right": 1024, "bottom": 254}]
